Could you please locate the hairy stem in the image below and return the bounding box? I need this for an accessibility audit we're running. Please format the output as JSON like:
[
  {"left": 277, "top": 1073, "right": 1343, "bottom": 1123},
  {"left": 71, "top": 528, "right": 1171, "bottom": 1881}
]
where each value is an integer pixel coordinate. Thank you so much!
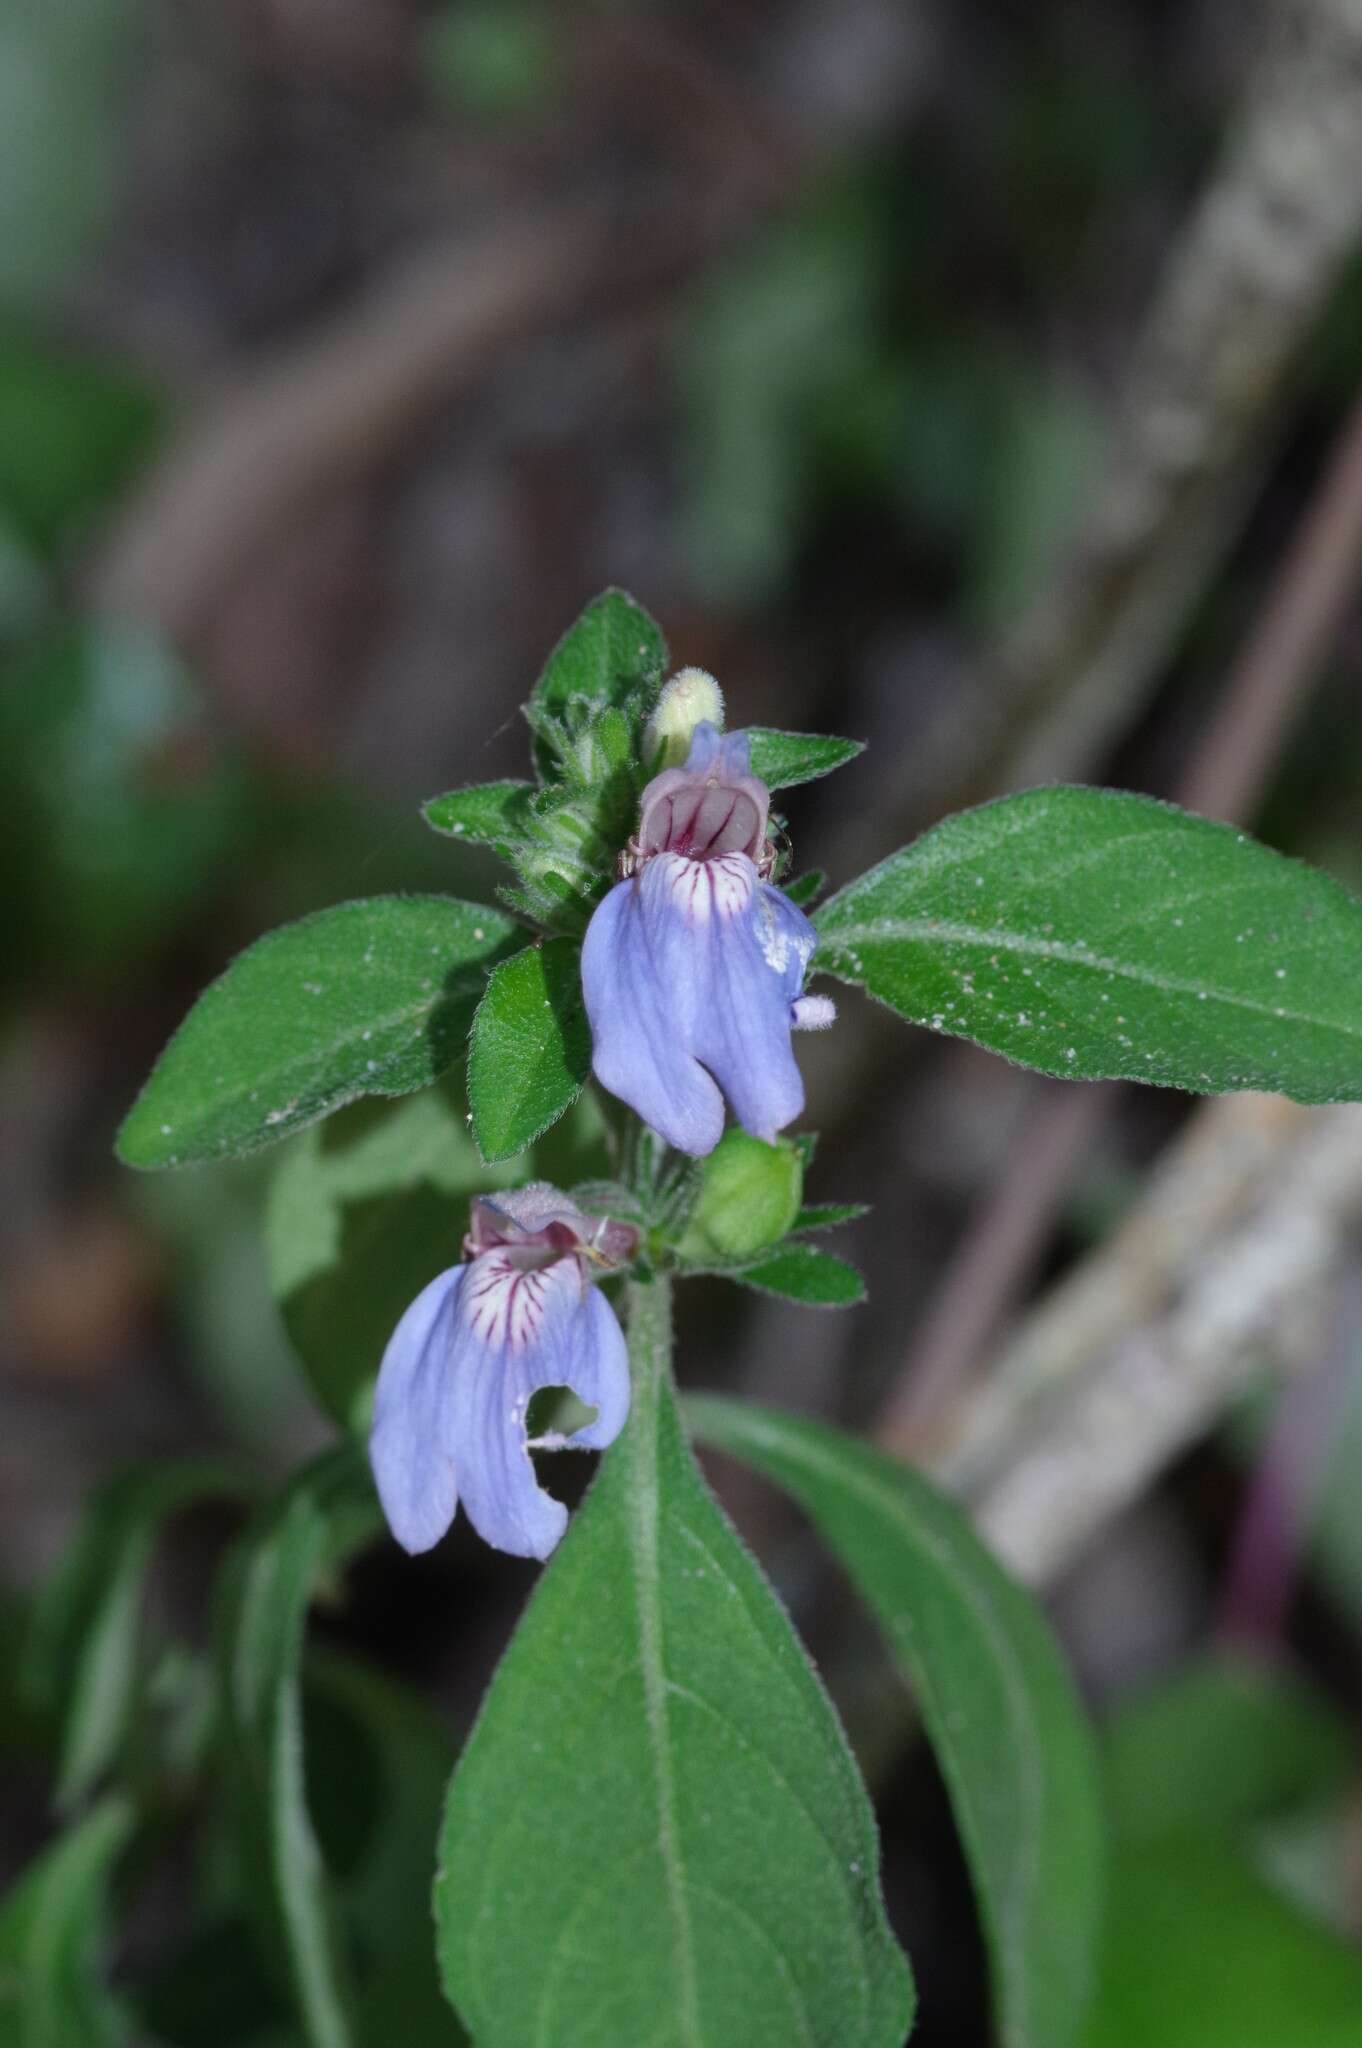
[
  {"left": 626, "top": 1267, "right": 674, "bottom": 1423},
  {"left": 619, "top": 1269, "right": 702, "bottom": 2047}
]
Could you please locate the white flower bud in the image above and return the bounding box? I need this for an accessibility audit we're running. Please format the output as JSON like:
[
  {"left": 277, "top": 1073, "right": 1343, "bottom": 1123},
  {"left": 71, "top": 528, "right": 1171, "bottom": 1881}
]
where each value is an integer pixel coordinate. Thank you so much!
[{"left": 643, "top": 666, "right": 725, "bottom": 770}]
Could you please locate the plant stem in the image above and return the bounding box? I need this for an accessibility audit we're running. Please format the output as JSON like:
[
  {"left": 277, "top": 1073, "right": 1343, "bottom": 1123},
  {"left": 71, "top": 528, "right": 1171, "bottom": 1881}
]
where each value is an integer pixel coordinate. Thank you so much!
[
  {"left": 618, "top": 1267, "right": 702, "bottom": 2046},
  {"left": 626, "top": 1266, "right": 674, "bottom": 1419}
]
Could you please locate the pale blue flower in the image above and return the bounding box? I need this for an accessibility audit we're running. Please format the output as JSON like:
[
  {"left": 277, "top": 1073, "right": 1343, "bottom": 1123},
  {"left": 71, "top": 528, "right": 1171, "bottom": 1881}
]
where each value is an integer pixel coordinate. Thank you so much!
[
  {"left": 369, "top": 1187, "right": 636, "bottom": 1561},
  {"left": 581, "top": 723, "right": 834, "bottom": 1155}
]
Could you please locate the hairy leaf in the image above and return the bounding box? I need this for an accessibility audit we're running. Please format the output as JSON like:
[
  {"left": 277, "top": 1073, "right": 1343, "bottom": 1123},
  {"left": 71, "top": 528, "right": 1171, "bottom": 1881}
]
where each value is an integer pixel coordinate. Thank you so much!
[
  {"left": 689, "top": 1400, "right": 1105, "bottom": 2048},
  {"left": 815, "top": 786, "right": 1362, "bottom": 1102},
  {"left": 781, "top": 867, "right": 829, "bottom": 908},
  {"left": 746, "top": 730, "right": 863, "bottom": 790},
  {"left": 791, "top": 1202, "right": 869, "bottom": 1233},
  {"left": 531, "top": 588, "right": 667, "bottom": 779},
  {"left": 118, "top": 896, "right": 520, "bottom": 1167},
  {"left": 730, "top": 1242, "right": 866, "bottom": 1307},
  {"left": 467, "top": 938, "right": 590, "bottom": 1162},
  {"left": 421, "top": 781, "right": 536, "bottom": 856},
  {"left": 438, "top": 1280, "right": 913, "bottom": 2048}
]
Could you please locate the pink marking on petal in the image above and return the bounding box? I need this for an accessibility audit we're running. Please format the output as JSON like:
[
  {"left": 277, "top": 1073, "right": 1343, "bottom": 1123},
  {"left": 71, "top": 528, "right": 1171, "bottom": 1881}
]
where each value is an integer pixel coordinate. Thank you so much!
[
  {"left": 711, "top": 854, "right": 756, "bottom": 918},
  {"left": 655, "top": 849, "right": 756, "bottom": 926},
  {"left": 466, "top": 1254, "right": 554, "bottom": 1351}
]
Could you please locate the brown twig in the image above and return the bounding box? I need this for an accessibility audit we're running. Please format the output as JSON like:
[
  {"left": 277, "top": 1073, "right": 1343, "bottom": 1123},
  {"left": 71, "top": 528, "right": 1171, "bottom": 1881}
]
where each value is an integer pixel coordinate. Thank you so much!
[
  {"left": 879, "top": 0, "right": 1362, "bottom": 840},
  {"left": 1181, "top": 385, "right": 1362, "bottom": 820},
  {"left": 815, "top": 0, "right": 1362, "bottom": 1197},
  {"left": 875, "top": 1083, "right": 1110, "bottom": 1451},
  {"left": 950, "top": 1096, "right": 1362, "bottom": 1588},
  {"left": 878, "top": 378, "right": 1362, "bottom": 1456}
]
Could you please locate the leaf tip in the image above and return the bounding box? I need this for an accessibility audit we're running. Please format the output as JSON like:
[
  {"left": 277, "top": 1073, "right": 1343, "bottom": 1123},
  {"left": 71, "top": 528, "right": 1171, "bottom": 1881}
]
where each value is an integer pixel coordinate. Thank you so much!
[{"left": 114, "top": 1097, "right": 168, "bottom": 1171}]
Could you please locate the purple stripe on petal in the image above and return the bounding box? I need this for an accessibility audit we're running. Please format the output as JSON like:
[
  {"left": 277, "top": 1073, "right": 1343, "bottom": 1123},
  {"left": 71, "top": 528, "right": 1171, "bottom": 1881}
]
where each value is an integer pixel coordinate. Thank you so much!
[
  {"left": 447, "top": 1254, "right": 629, "bottom": 1561},
  {"left": 583, "top": 851, "right": 822, "bottom": 1154},
  {"left": 369, "top": 1264, "right": 464, "bottom": 1555}
]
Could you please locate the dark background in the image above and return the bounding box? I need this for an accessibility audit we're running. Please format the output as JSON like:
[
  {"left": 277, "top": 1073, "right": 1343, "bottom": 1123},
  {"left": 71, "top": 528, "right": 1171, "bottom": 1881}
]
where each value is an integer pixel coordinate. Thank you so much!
[{"left": 4, "top": 3, "right": 1362, "bottom": 2039}]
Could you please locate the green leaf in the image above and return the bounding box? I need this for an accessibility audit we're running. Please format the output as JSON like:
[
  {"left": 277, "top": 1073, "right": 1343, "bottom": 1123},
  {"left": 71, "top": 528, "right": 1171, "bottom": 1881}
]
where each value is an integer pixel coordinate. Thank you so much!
[
  {"left": 266, "top": 1083, "right": 513, "bottom": 1427},
  {"left": 781, "top": 867, "right": 828, "bottom": 908},
  {"left": 217, "top": 1446, "right": 382, "bottom": 2048},
  {"left": 530, "top": 588, "right": 667, "bottom": 779},
  {"left": 467, "top": 938, "right": 590, "bottom": 1162},
  {"left": 303, "top": 1652, "right": 466, "bottom": 2045},
  {"left": 421, "top": 781, "right": 535, "bottom": 856},
  {"left": 0, "top": 1794, "right": 134, "bottom": 2048},
  {"left": 745, "top": 730, "right": 864, "bottom": 790},
  {"left": 0, "top": 327, "right": 160, "bottom": 558},
  {"left": 1103, "top": 1657, "right": 1351, "bottom": 1846},
  {"left": 438, "top": 1279, "right": 913, "bottom": 2048},
  {"left": 133, "top": 1156, "right": 319, "bottom": 1459},
  {"left": 730, "top": 1242, "right": 866, "bottom": 1307},
  {"left": 814, "top": 786, "right": 1362, "bottom": 1102},
  {"left": 1083, "top": 1839, "right": 1362, "bottom": 2048},
  {"left": 688, "top": 1399, "right": 1105, "bottom": 2048},
  {"left": 118, "top": 896, "right": 521, "bottom": 1169},
  {"left": 791, "top": 1202, "right": 869, "bottom": 1233},
  {"left": 266, "top": 1085, "right": 610, "bottom": 1427},
  {"left": 24, "top": 1461, "right": 252, "bottom": 1813}
]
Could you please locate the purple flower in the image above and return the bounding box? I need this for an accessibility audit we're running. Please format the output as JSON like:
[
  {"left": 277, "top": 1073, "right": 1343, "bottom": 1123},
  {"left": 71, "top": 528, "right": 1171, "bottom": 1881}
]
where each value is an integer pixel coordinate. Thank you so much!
[
  {"left": 369, "top": 1186, "right": 637, "bottom": 1561},
  {"left": 581, "top": 722, "right": 835, "bottom": 1156}
]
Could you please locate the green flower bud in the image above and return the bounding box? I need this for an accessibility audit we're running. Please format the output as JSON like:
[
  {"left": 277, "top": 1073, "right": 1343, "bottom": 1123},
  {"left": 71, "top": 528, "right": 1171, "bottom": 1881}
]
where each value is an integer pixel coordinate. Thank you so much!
[
  {"left": 681, "top": 1130, "right": 803, "bottom": 1261},
  {"left": 643, "top": 666, "right": 725, "bottom": 771}
]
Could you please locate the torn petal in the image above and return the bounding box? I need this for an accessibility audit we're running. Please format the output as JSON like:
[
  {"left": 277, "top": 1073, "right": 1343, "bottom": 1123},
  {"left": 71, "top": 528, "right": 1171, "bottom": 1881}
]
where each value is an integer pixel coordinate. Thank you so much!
[
  {"left": 448, "top": 1254, "right": 629, "bottom": 1561},
  {"left": 556, "top": 1285, "right": 630, "bottom": 1451}
]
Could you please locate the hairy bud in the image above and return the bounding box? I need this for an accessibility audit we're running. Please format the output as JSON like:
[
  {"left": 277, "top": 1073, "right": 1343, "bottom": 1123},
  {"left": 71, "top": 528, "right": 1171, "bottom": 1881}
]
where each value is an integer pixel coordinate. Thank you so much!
[{"left": 643, "top": 666, "right": 726, "bottom": 770}]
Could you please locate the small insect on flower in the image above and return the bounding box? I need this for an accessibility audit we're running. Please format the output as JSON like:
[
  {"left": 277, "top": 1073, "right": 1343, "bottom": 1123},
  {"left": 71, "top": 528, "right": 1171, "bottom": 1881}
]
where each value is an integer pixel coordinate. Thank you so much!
[
  {"left": 581, "top": 719, "right": 835, "bottom": 1156},
  {"left": 369, "top": 1186, "right": 638, "bottom": 1562}
]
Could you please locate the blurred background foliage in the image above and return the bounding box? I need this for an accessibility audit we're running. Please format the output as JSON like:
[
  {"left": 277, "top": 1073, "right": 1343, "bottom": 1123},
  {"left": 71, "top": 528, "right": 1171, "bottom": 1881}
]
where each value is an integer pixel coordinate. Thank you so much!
[{"left": 2, "top": 2, "right": 1362, "bottom": 2042}]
